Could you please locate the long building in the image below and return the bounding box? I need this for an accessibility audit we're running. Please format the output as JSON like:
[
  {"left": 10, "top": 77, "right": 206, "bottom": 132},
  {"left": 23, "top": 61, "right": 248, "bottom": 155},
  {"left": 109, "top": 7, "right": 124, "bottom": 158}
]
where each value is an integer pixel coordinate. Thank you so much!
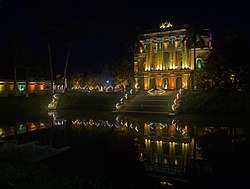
[
  {"left": 0, "top": 80, "right": 51, "bottom": 95},
  {"left": 134, "top": 22, "right": 212, "bottom": 91}
]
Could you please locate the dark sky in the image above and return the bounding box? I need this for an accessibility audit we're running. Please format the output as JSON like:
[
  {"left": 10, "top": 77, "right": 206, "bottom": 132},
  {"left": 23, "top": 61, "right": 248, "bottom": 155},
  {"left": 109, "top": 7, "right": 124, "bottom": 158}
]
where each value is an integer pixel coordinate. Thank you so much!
[{"left": 0, "top": 0, "right": 249, "bottom": 79}]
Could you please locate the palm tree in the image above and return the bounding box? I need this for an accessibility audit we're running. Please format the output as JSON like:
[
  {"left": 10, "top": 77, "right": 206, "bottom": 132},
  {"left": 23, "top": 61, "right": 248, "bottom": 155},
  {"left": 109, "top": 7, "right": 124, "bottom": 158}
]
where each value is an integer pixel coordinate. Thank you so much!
[
  {"left": 27, "top": 0, "right": 56, "bottom": 94},
  {"left": 40, "top": 22, "right": 56, "bottom": 94},
  {"left": 62, "top": 23, "right": 80, "bottom": 92},
  {"left": 22, "top": 55, "right": 36, "bottom": 98},
  {"left": 9, "top": 35, "right": 22, "bottom": 95},
  {"left": 184, "top": 22, "right": 206, "bottom": 89}
]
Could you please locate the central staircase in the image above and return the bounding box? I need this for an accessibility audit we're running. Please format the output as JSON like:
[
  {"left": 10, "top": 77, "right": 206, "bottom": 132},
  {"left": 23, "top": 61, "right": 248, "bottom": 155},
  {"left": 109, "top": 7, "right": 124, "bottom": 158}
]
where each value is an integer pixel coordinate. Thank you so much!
[{"left": 113, "top": 90, "right": 180, "bottom": 115}]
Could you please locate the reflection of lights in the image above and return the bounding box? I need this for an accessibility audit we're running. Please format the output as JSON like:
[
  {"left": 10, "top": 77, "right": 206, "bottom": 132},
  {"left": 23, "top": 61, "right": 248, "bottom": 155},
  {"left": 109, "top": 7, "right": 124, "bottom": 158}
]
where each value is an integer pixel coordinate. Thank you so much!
[
  {"left": 72, "top": 119, "right": 82, "bottom": 126},
  {"left": 55, "top": 118, "right": 188, "bottom": 136},
  {"left": 115, "top": 103, "right": 120, "bottom": 110},
  {"left": 54, "top": 120, "right": 66, "bottom": 126},
  {"left": 175, "top": 159, "right": 178, "bottom": 165},
  {"left": 106, "top": 121, "right": 111, "bottom": 127},
  {"left": 116, "top": 116, "right": 120, "bottom": 122},
  {"left": 135, "top": 126, "right": 139, "bottom": 132},
  {"left": 88, "top": 119, "right": 94, "bottom": 126}
]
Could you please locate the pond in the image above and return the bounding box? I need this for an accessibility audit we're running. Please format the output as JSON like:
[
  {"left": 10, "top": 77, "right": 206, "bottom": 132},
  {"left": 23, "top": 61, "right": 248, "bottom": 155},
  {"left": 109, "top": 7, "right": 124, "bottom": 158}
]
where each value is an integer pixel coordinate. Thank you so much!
[{"left": 0, "top": 111, "right": 249, "bottom": 188}]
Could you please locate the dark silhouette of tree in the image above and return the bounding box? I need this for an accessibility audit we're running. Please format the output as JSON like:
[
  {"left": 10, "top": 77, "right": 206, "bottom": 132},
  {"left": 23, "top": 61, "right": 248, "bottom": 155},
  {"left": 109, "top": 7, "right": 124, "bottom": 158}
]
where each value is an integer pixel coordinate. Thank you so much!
[
  {"left": 7, "top": 34, "right": 34, "bottom": 96},
  {"left": 26, "top": 0, "right": 59, "bottom": 94},
  {"left": 184, "top": 22, "right": 207, "bottom": 89},
  {"left": 62, "top": 22, "right": 82, "bottom": 92},
  {"left": 39, "top": 20, "right": 57, "bottom": 94},
  {"left": 26, "top": 0, "right": 93, "bottom": 93},
  {"left": 114, "top": 58, "right": 133, "bottom": 92},
  {"left": 69, "top": 72, "right": 84, "bottom": 90},
  {"left": 197, "top": 29, "right": 250, "bottom": 93},
  {"left": 84, "top": 71, "right": 96, "bottom": 91},
  {"left": 125, "top": 27, "right": 143, "bottom": 63},
  {"left": 8, "top": 35, "right": 22, "bottom": 94},
  {"left": 100, "top": 64, "right": 114, "bottom": 87}
]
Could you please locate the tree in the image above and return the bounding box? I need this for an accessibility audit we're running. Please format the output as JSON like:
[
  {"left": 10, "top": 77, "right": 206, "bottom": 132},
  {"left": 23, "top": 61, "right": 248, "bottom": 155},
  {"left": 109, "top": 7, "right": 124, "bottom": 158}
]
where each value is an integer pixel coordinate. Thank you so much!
[
  {"left": 8, "top": 34, "right": 33, "bottom": 96},
  {"left": 84, "top": 71, "right": 96, "bottom": 91},
  {"left": 39, "top": 20, "right": 58, "bottom": 94},
  {"left": 27, "top": 0, "right": 58, "bottom": 94},
  {"left": 197, "top": 29, "right": 250, "bottom": 93},
  {"left": 100, "top": 64, "right": 114, "bottom": 86},
  {"left": 8, "top": 35, "right": 22, "bottom": 95},
  {"left": 62, "top": 23, "right": 81, "bottom": 92},
  {"left": 126, "top": 28, "right": 143, "bottom": 55},
  {"left": 114, "top": 58, "right": 134, "bottom": 92},
  {"left": 124, "top": 27, "right": 143, "bottom": 66},
  {"left": 184, "top": 22, "right": 207, "bottom": 89},
  {"left": 70, "top": 72, "right": 84, "bottom": 90}
]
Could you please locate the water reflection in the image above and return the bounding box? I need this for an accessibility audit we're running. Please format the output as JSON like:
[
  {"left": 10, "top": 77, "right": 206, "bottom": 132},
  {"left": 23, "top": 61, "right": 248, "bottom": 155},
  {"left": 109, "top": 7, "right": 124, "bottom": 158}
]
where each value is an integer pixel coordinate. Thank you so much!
[{"left": 0, "top": 113, "right": 249, "bottom": 188}]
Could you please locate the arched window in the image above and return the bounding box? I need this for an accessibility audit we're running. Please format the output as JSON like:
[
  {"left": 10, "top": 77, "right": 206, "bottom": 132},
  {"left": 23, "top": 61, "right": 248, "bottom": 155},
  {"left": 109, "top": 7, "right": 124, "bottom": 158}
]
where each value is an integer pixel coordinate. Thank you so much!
[
  {"left": 162, "top": 77, "right": 169, "bottom": 89},
  {"left": 176, "top": 77, "right": 182, "bottom": 89},
  {"left": 149, "top": 77, "right": 156, "bottom": 89},
  {"left": 196, "top": 58, "right": 202, "bottom": 70}
]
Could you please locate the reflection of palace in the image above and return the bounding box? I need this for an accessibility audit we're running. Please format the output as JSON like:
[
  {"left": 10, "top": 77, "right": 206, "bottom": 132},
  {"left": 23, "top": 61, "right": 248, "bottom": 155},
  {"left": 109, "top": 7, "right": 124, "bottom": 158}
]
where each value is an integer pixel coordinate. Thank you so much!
[
  {"left": 134, "top": 22, "right": 212, "bottom": 90},
  {"left": 1, "top": 116, "right": 248, "bottom": 182},
  {"left": 136, "top": 121, "right": 195, "bottom": 180}
]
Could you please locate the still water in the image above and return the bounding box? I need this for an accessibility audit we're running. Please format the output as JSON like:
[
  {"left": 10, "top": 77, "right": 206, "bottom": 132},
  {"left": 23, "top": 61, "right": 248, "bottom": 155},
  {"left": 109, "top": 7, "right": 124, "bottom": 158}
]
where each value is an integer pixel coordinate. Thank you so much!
[{"left": 0, "top": 112, "right": 249, "bottom": 188}]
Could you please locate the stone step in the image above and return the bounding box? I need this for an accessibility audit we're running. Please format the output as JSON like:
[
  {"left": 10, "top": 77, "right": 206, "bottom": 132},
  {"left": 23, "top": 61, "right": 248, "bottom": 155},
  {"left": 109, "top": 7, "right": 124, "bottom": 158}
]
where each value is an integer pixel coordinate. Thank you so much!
[
  {"left": 120, "top": 104, "right": 172, "bottom": 112},
  {"left": 116, "top": 90, "right": 181, "bottom": 115}
]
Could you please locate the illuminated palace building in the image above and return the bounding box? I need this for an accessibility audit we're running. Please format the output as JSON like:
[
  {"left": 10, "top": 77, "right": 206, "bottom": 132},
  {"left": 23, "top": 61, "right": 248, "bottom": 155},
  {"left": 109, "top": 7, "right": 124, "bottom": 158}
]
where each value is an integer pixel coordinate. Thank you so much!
[{"left": 134, "top": 22, "right": 212, "bottom": 90}]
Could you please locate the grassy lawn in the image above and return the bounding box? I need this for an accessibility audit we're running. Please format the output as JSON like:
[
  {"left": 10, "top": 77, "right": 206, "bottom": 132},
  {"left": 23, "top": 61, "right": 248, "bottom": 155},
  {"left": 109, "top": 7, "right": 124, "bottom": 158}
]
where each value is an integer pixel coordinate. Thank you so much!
[
  {"left": 0, "top": 91, "right": 124, "bottom": 123},
  {"left": 1, "top": 90, "right": 249, "bottom": 125},
  {"left": 57, "top": 91, "right": 123, "bottom": 112}
]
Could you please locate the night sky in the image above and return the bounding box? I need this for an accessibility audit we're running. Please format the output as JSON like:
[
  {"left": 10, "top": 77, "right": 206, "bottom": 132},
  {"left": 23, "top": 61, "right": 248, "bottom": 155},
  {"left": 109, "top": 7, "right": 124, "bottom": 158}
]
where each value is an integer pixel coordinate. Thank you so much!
[{"left": 0, "top": 0, "right": 249, "bottom": 79}]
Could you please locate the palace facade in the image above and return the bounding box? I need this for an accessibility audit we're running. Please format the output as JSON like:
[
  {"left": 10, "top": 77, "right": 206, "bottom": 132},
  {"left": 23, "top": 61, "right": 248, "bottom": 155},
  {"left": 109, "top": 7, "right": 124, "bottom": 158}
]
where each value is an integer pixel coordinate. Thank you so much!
[{"left": 134, "top": 22, "right": 212, "bottom": 91}]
